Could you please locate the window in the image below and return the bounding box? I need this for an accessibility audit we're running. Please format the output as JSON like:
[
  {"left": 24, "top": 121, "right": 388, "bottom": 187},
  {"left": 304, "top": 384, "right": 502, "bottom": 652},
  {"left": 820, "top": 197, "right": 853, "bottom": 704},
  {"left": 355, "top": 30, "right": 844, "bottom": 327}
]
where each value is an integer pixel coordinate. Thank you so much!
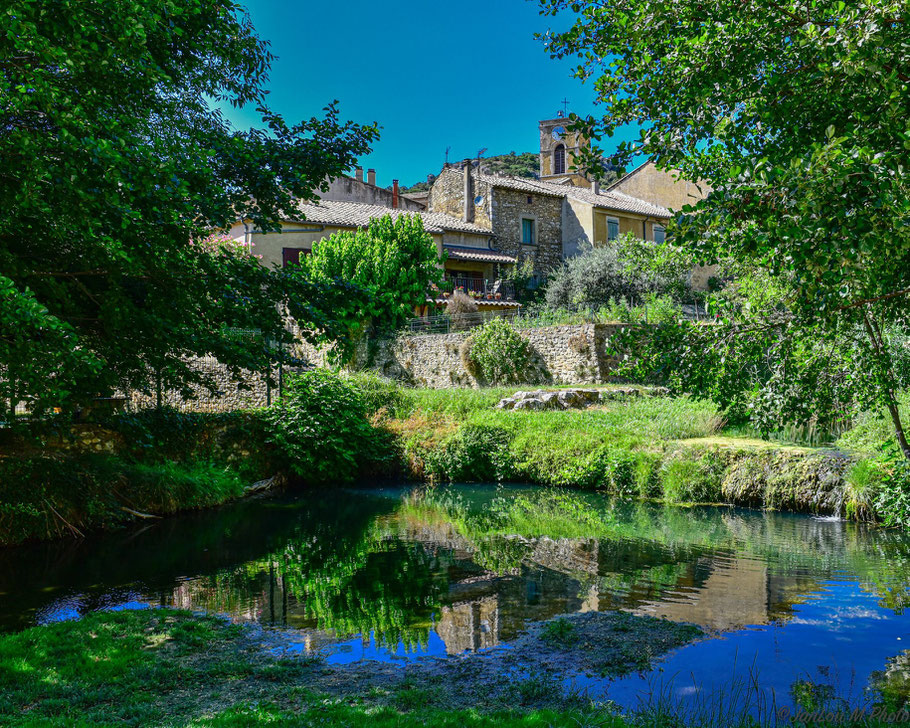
[
  {"left": 606, "top": 217, "right": 620, "bottom": 241},
  {"left": 521, "top": 218, "right": 536, "bottom": 245},
  {"left": 282, "top": 247, "right": 309, "bottom": 267},
  {"left": 653, "top": 224, "right": 666, "bottom": 244},
  {"left": 553, "top": 144, "right": 566, "bottom": 175}
]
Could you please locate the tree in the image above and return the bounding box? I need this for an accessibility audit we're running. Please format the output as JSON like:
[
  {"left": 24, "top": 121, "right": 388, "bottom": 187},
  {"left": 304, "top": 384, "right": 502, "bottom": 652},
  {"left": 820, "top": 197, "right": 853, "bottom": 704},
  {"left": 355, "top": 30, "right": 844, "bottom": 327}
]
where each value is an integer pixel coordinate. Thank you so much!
[
  {"left": 1, "top": 0, "right": 378, "bottom": 414},
  {"left": 541, "top": 1, "right": 910, "bottom": 456},
  {"left": 298, "top": 214, "right": 442, "bottom": 359}
]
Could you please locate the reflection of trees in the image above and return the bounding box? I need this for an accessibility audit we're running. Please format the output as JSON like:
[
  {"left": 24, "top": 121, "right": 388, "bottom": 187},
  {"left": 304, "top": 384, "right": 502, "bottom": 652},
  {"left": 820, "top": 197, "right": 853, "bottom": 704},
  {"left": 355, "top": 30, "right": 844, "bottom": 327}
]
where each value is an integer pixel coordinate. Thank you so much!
[
  {"left": 277, "top": 537, "right": 450, "bottom": 651},
  {"left": 868, "top": 650, "right": 910, "bottom": 711}
]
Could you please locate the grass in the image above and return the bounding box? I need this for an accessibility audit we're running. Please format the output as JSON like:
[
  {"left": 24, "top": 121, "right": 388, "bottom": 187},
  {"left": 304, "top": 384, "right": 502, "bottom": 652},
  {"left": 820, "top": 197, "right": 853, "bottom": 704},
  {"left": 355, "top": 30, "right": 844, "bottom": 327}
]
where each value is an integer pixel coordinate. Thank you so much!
[
  {"left": 0, "top": 608, "right": 899, "bottom": 728},
  {"left": 385, "top": 386, "right": 857, "bottom": 513}
]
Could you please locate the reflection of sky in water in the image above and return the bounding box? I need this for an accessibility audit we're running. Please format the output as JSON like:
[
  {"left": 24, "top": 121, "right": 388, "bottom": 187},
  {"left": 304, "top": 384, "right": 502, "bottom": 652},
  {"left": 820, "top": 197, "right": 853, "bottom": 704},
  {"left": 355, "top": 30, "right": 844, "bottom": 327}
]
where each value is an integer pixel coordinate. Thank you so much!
[
  {"left": 596, "top": 578, "right": 910, "bottom": 713},
  {"left": 36, "top": 590, "right": 149, "bottom": 625},
  {"left": 277, "top": 629, "right": 453, "bottom": 665}
]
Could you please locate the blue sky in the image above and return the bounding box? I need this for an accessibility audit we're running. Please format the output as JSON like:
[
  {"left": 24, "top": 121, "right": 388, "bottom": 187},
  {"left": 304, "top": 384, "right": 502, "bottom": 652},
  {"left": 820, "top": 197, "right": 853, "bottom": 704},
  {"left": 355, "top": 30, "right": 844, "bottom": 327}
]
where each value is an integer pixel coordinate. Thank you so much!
[{"left": 222, "top": 0, "right": 640, "bottom": 188}]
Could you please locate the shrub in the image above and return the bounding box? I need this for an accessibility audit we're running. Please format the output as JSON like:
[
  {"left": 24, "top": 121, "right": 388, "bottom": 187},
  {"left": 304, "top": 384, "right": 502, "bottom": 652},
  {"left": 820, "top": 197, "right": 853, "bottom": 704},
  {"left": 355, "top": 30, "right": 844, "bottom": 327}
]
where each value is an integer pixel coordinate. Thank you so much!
[
  {"left": 544, "top": 234, "right": 694, "bottom": 311},
  {"left": 263, "top": 370, "right": 389, "bottom": 484},
  {"left": 845, "top": 458, "right": 879, "bottom": 521},
  {"left": 660, "top": 452, "right": 725, "bottom": 503},
  {"left": 343, "top": 371, "right": 410, "bottom": 419},
  {"left": 427, "top": 425, "right": 514, "bottom": 482},
  {"left": 467, "top": 318, "right": 533, "bottom": 385},
  {"left": 866, "top": 446, "right": 910, "bottom": 528},
  {"left": 445, "top": 290, "right": 479, "bottom": 331}
]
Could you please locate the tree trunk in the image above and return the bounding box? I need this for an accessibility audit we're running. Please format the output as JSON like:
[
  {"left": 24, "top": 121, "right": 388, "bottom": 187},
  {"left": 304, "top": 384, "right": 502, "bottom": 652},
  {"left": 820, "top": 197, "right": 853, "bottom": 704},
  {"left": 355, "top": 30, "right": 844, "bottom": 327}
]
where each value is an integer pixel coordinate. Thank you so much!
[{"left": 862, "top": 309, "right": 910, "bottom": 461}]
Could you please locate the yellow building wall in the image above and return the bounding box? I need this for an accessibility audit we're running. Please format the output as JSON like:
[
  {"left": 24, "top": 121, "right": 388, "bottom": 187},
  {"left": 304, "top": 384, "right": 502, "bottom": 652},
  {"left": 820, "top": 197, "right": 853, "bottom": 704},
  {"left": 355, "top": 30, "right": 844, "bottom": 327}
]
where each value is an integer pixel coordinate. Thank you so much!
[{"left": 609, "top": 161, "right": 709, "bottom": 211}]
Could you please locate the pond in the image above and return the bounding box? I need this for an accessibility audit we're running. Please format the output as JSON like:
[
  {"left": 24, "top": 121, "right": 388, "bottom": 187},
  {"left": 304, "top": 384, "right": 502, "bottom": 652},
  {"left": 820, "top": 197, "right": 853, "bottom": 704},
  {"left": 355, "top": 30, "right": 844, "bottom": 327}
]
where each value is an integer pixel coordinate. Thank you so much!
[{"left": 2, "top": 483, "right": 910, "bottom": 712}]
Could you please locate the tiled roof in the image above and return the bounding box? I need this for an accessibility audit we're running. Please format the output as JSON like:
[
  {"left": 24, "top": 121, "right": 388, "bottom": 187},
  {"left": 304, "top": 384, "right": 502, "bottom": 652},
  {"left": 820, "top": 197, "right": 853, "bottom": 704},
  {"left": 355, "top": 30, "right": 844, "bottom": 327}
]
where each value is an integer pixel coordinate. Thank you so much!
[
  {"left": 443, "top": 245, "right": 516, "bottom": 264},
  {"left": 471, "top": 172, "right": 670, "bottom": 218},
  {"left": 291, "top": 199, "right": 493, "bottom": 235}
]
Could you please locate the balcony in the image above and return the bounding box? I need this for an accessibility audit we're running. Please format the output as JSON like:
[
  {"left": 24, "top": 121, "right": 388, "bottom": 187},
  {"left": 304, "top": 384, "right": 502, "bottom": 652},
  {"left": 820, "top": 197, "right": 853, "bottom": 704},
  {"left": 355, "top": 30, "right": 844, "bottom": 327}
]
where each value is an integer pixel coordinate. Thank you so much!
[{"left": 442, "top": 276, "right": 516, "bottom": 301}]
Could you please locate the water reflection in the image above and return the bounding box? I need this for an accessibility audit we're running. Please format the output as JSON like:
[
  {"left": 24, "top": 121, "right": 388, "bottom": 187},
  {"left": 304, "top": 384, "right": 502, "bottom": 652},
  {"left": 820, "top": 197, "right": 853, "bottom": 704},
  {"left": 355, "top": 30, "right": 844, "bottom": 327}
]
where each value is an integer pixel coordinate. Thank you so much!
[{"left": 2, "top": 484, "right": 910, "bottom": 693}]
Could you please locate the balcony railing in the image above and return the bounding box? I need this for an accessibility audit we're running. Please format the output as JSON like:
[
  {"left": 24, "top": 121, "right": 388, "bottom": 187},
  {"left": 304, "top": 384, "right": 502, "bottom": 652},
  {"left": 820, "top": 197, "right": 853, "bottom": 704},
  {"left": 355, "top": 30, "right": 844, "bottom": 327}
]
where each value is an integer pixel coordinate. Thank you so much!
[{"left": 443, "top": 277, "right": 516, "bottom": 300}]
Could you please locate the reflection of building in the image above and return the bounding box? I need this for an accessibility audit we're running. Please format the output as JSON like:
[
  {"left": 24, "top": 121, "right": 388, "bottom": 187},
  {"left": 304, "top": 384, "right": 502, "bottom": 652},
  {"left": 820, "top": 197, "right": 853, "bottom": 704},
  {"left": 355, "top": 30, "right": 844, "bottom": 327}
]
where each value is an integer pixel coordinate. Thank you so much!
[{"left": 160, "top": 521, "right": 831, "bottom": 658}]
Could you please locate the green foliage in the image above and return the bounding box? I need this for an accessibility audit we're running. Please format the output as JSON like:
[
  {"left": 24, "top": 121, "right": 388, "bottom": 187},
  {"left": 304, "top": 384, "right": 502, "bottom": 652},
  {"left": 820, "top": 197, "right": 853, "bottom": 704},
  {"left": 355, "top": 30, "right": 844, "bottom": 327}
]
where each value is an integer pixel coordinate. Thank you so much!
[
  {"left": 428, "top": 425, "right": 515, "bottom": 482},
  {"left": 343, "top": 372, "right": 411, "bottom": 418},
  {"left": 0, "top": 0, "right": 377, "bottom": 412},
  {"left": 866, "top": 447, "right": 910, "bottom": 529},
  {"left": 541, "top": 0, "right": 910, "bottom": 457},
  {"left": 300, "top": 214, "right": 442, "bottom": 359},
  {"left": 477, "top": 151, "right": 541, "bottom": 179},
  {"left": 539, "top": 618, "right": 578, "bottom": 648},
  {"left": 264, "top": 370, "right": 391, "bottom": 483},
  {"left": 659, "top": 452, "right": 726, "bottom": 504},
  {"left": 545, "top": 234, "right": 696, "bottom": 311},
  {"left": 0, "top": 455, "right": 247, "bottom": 545},
  {"left": 467, "top": 319, "right": 533, "bottom": 385}
]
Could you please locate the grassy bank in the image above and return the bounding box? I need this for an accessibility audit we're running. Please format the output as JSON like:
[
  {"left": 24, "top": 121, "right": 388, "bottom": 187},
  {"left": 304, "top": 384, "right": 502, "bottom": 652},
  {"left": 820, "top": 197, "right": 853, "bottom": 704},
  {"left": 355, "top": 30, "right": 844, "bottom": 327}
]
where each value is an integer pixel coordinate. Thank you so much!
[
  {"left": 380, "top": 382, "right": 856, "bottom": 515},
  {"left": 0, "top": 608, "right": 897, "bottom": 728},
  {"left": 2, "top": 373, "right": 909, "bottom": 547}
]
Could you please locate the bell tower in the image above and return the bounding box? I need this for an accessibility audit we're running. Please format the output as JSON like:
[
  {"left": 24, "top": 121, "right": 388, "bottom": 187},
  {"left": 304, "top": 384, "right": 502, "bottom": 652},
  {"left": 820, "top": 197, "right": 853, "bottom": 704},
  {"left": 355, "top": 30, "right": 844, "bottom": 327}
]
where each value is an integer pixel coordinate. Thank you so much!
[{"left": 538, "top": 110, "right": 591, "bottom": 188}]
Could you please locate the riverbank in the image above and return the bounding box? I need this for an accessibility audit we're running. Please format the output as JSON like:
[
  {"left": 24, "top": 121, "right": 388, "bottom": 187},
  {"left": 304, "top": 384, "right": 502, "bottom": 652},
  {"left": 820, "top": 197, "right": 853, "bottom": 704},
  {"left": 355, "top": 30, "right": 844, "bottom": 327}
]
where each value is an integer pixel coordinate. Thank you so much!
[
  {"left": 0, "top": 608, "right": 697, "bottom": 727},
  {"left": 1, "top": 373, "right": 906, "bottom": 547},
  {"left": 381, "top": 383, "right": 862, "bottom": 516},
  {"left": 0, "top": 409, "right": 283, "bottom": 546},
  {"left": 2, "top": 607, "right": 904, "bottom": 728}
]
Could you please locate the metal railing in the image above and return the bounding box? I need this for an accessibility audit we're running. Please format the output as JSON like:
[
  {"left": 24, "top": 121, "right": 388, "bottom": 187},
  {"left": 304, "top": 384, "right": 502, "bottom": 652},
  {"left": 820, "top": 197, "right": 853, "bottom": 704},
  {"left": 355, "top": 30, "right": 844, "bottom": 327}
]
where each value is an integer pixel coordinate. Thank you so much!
[{"left": 442, "top": 277, "right": 516, "bottom": 301}]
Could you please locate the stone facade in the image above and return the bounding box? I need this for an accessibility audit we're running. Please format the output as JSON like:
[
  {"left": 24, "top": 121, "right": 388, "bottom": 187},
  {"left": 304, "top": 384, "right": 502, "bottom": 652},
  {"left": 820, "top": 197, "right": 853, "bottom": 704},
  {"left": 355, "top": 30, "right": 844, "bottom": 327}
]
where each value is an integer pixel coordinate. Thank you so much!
[
  {"left": 319, "top": 173, "right": 425, "bottom": 211},
  {"left": 489, "top": 186, "right": 564, "bottom": 273},
  {"left": 364, "top": 323, "right": 628, "bottom": 388}
]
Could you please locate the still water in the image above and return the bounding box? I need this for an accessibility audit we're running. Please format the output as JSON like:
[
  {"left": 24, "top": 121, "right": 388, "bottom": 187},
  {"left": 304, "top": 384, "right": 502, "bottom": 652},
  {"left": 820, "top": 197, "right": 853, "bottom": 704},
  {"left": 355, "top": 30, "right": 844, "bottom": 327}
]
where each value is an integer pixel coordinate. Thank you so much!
[{"left": 2, "top": 484, "right": 910, "bottom": 708}]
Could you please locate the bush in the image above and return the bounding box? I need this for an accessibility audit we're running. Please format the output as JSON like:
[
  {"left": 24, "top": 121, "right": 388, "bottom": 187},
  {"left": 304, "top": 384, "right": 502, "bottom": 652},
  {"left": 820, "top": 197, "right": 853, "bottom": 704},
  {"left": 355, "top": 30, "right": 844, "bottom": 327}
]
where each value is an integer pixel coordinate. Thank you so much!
[
  {"left": 264, "top": 370, "right": 390, "bottom": 484},
  {"left": 867, "top": 447, "right": 910, "bottom": 528},
  {"left": 427, "top": 424, "right": 515, "bottom": 482},
  {"left": 343, "top": 371, "right": 410, "bottom": 419},
  {"left": 544, "top": 234, "right": 694, "bottom": 311},
  {"left": 445, "top": 290, "right": 479, "bottom": 331},
  {"left": 467, "top": 318, "right": 533, "bottom": 385},
  {"left": 660, "top": 452, "right": 725, "bottom": 503}
]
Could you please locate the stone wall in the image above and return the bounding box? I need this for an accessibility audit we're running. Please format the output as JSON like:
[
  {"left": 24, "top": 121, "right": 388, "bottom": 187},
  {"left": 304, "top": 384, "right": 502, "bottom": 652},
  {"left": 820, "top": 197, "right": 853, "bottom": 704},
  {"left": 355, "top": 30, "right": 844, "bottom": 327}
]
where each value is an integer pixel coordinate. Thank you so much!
[
  {"left": 128, "top": 357, "right": 274, "bottom": 412},
  {"left": 490, "top": 188, "right": 564, "bottom": 276},
  {"left": 365, "top": 323, "right": 629, "bottom": 388}
]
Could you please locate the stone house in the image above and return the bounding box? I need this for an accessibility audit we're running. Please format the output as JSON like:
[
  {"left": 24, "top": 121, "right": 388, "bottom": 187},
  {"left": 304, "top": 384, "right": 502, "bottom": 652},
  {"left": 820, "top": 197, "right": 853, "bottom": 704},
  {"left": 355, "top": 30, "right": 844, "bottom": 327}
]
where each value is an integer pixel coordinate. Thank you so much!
[
  {"left": 607, "top": 159, "right": 709, "bottom": 212},
  {"left": 228, "top": 199, "right": 520, "bottom": 312},
  {"left": 427, "top": 115, "right": 674, "bottom": 279},
  {"left": 319, "top": 166, "right": 426, "bottom": 211}
]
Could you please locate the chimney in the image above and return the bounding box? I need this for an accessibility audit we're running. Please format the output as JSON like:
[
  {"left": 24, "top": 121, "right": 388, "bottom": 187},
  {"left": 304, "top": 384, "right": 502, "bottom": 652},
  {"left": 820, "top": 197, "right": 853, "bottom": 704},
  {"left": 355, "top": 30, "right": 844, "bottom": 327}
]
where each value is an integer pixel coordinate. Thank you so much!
[
  {"left": 463, "top": 158, "right": 474, "bottom": 223},
  {"left": 355, "top": 166, "right": 363, "bottom": 183},
  {"left": 392, "top": 179, "right": 399, "bottom": 209},
  {"left": 367, "top": 168, "right": 376, "bottom": 186},
  {"left": 592, "top": 179, "right": 600, "bottom": 195}
]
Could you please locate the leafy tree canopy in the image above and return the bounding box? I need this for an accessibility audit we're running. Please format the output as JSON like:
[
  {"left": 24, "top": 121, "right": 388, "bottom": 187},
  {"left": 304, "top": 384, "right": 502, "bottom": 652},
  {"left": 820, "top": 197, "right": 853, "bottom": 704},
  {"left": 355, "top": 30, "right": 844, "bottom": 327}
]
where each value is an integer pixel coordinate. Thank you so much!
[
  {"left": 541, "top": 0, "right": 910, "bottom": 455},
  {"left": 298, "top": 214, "right": 442, "bottom": 360},
  {"left": 1, "top": 0, "right": 378, "bottom": 414}
]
